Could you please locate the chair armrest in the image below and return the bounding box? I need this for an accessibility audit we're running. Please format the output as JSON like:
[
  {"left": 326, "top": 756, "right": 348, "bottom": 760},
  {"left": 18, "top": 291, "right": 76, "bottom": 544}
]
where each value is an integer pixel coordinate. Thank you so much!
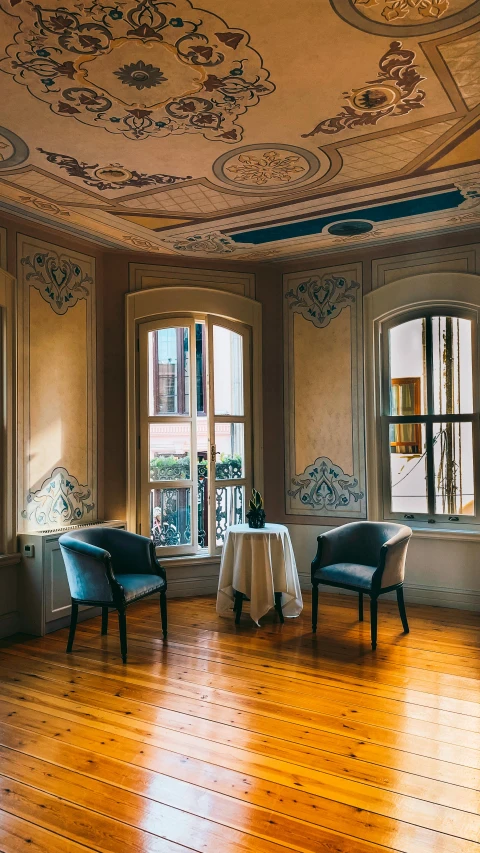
[
  {"left": 311, "top": 527, "right": 350, "bottom": 582},
  {"left": 375, "top": 527, "right": 412, "bottom": 589},
  {"left": 59, "top": 537, "right": 115, "bottom": 603}
]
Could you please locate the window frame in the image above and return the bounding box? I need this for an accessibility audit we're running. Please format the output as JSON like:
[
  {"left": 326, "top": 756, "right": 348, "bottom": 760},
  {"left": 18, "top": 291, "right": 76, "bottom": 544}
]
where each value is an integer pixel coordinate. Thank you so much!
[
  {"left": 126, "top": 285, "right": 262, "bottom": 561},
  {"left": 380, "top": 305, "right": 480, "bottom": 527}
]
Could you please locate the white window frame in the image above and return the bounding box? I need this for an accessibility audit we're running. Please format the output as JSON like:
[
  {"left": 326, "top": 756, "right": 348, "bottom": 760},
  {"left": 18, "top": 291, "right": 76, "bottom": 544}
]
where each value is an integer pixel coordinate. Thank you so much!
[
  {"left": 126, "top": 286, "right": 263, "bottom": 558},
  {"left": 365, "top": 272, "right": 480, "bottom": 532},
  {"left": 0, "top": 269, "right": 15, "bottom": 555}
]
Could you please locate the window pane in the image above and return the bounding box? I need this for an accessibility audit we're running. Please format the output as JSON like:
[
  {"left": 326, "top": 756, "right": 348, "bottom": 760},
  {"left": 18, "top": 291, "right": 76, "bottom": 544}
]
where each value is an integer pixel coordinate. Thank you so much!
[
  {"left": 149, "top": 423, "right": 190, "bottom": 481},
  {"left": 197, "top": 455, "right": 208, "bottom": 549},
  {"left": 148, "top": 327, "right": 190, "bottom": 415},
  {"left": 215, "top": 422, "right": 244, "bottom": 480},
  {"left": 196, "top": 322, "right": 206, "bottom": 415},
  {"left": 433, "top": 422, "right": 474, "bottom": 515},
  {"left": 432, "top": 317, "right": 473, "bottom": 415},
  {"left": 216, "top": 485, "right": 244, "bottom": 546},
  {"left": 389, "top": 319, "right": 425, "bottom": 415},
  {"left": 151, "top": 488, "right": 191, "bottom": 546},
  {"left": 389, "top": 423, "right": 427, "bottom": 514},
  {"left": 213, "top": 325, "right": 244, "bottom": 416}
]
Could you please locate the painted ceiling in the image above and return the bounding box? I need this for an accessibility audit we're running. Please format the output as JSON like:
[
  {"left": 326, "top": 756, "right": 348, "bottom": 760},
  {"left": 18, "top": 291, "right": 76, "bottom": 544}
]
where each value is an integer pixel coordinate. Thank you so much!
[{"left": 0, "top": 0, "right": 479, "bottom": 262}]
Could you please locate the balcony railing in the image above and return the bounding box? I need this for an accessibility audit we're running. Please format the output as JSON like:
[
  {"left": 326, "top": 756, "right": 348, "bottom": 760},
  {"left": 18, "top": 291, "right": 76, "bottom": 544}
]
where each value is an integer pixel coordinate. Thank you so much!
[{"left": 151, "top": 456, "right": 243, "bottom": 549}]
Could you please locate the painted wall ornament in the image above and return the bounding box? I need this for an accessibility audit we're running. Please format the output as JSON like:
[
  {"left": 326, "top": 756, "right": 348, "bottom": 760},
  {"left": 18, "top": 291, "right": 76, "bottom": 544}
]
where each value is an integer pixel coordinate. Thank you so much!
[
  {"left": 0, "top": 0, "right": 274, "bottom": 142},
  {"left": 165, "top": 231, "right": 239, "bottom": 254},
  {"left": 37, "top": 148, "right": 191, "bottom": 190},
  {"left": 19, "top": 195, "right": 71, "bottom": 216},
  {"left": 285, "top": 273, "right": 359, "bottom": 328},
  {"left": 455, "top": 177, "right": 480, "bottom": 208},
  {"left": 22, "top": 467, "right": 95, "bottom": 526},
  {"left": 302, "top": 41, "right": 425, "bottom": 136},
  {"left": 21, "top": 250, "right": 92, "bottom": 314},
  {"left": 288, "top": 457, "right": 364, "bottom": 510}
]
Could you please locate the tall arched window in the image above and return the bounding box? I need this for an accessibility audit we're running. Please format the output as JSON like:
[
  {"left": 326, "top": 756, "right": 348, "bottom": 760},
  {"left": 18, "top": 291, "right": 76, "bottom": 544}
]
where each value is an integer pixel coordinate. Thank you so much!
[
  {"left": 382, "top": 309, "right": 479, "bottom": 524},
  {"left": 126, "top": 287, "right": 262, "bottom": 558}
]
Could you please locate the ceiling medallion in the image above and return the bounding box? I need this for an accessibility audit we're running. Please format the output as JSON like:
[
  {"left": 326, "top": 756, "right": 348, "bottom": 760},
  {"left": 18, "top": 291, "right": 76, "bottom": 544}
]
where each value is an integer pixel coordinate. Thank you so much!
[
  {"left": 213, "top": 144, "right": 326, "bottom": 193},
  {"left": 331, "top": 0, "right": 480, "bottom": 35},
  {"left": 37, "top": 149, "right": 191, "bottom": 190},
  {"left": 0, "top": 126, "right": 29, "bottom": 170},
  {"left": 0, "top": 0, "right": 274, "bottom": 142},
  {"left": 303, "top": 41, "right": 425, "bottom": 136}
]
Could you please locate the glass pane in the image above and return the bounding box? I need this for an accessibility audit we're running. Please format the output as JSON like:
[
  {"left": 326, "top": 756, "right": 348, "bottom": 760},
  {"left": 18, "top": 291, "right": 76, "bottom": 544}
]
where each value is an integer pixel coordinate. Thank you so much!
[
  {"left": 197, "top": 454, "right": 208, "bottom": 549},
  {"left": 149, "top": 423, "right": 190, "bottom": 481},
  {"left": 432, "top": 317, "right": 473, "bottom": 415},
  {"left": 148, "top": 327, "right": 190, "bottom": 416},
  {"left": 389, "top": 423, "right": 428, "bottom": 514},
  {"left": 151, "top": 488, "right": 191, "bottom": 547},
  {"left": 215, "top": 423, "right": 244, "bottom": 480},
  {"left": 433, "top": 422, "right": 474, "bottom": 515},
  {"left": 213, "top": 325, "right": 244, "bottom": 416},
  {"left": 196, "top": 322, "right": 206, "bottom": 415},
  {"left": 216, "top": 485, "right": 244, "bottom": 546},
  {"left": 389, "top": 319, "right": 425, "bottom": 415}
]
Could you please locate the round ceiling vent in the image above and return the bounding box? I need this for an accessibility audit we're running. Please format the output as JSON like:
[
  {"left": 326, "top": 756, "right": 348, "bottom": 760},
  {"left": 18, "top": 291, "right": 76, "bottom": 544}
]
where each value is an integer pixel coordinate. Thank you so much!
[{"left": 327, "top": 220, "right": 373, "bottom": 236}]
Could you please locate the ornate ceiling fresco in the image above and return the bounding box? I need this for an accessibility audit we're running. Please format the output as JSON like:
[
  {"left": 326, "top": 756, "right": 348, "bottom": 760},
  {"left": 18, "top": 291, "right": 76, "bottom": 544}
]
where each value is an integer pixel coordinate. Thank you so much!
[{"left": 0, "top": 0, "right": 479, "bottom": 261}]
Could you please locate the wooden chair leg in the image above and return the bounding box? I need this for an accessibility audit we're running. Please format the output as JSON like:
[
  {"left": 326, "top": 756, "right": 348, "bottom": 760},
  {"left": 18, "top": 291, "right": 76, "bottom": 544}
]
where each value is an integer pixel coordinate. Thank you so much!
[
  {"left": 358, "top": 592, "right": 364, "bottom": 622},
  {"left": 234, "top": 591, "right": 243, "bottom": 625},
  {"left": 396, "top": 587, "right": 409, "bottom": 634},
  {"left": 118, "top": 608, "right": 127, "bottom": 663},
  {"left": 370, "top": 596, "right": 378, "bottom": 651},
  {"left": 101, "top": 606, "right": 108, "bottom": 636},
  {"left": 274, "top": 592, "right": 284, "bottom": 624},
  {"left": 160, "top": 590, "right": 168, "bottom": 639},
  {"left": 312, "top": 584, "right": 318, "bottom": 633},
  {"left": 66, "top": 600, "right": 78, "bottom": 653}
]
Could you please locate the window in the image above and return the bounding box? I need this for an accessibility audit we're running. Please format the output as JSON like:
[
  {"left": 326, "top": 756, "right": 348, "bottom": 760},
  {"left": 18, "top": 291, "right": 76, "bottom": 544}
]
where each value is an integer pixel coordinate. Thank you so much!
[
  {"left": 139, "top": 316, "right": 251, "bottom": 556},
  {"left": 381, "top": 310, "right": 479, "bottom": 525}
]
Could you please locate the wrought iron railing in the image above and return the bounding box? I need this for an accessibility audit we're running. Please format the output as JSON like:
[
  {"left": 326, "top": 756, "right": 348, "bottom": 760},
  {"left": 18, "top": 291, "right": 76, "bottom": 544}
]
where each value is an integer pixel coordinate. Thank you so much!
[{"left": 151, "top": 456, "right": 243, "bottom": 548}]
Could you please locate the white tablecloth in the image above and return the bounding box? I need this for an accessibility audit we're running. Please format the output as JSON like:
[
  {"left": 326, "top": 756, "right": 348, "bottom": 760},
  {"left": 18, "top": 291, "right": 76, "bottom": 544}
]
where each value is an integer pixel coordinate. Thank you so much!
[{"left": 216, "top": 523, "right": 303, "bottom": 625}]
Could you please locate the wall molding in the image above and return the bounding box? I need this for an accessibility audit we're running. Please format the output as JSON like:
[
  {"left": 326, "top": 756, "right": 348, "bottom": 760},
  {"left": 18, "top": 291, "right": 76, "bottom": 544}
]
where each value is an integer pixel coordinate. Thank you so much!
[
  {"left": 296, "top": 576, "right": 480, "bottom": 611},
  {"left": 0, "top": 611, "right": 19, "bottom": 640},
  {"left": 284, "top": 263, "right": 366, "bottom": 518},
  {"left": 17, "top": 234, "right": 97, "bottom": 532},
  {"left": 129, "top": 262, "right": 255, "bottom": 298},
  {"left": 371, "top": 243, "right": 480, "bottom": 290}
]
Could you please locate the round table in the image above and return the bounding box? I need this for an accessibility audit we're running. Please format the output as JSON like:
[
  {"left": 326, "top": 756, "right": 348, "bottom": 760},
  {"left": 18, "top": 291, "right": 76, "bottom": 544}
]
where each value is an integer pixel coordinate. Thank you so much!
[{"left": 216, "top": 523, "right": 303, "bottom": 626}]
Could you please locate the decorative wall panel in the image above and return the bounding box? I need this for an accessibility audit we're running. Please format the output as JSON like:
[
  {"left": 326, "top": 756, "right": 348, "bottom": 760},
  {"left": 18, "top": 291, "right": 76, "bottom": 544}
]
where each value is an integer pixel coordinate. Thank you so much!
[
  {"left": 17, "top": 235, "right": 97, "bottom": 530},
  {"left": 284, "top": 264, "right": 366, "bottom": 518},
  {"left": 129, "top": 262, "right": 255, "bottom": 297},
  {"left": 0, "top": 226, "right": 6, "bottom": 269}
]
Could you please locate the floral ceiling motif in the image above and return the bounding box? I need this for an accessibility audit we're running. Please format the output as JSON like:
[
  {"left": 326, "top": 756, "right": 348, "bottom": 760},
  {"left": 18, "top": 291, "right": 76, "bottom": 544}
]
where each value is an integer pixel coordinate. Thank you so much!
[
  {"left": 22, "top": 467, "right": 95, "bottom": 526},
  {"left": 22, "top": 250, "right": 92, "bottom": 313},
  {"left": 213, "top": 144, "right": 325, "bottom": 192},
  {"left": 288, "top": 457, "right": 364, "bottom": 511},
  {"left": 0, "top": 125, "right": 29, "bottom": 169},
  {"left": 354, "top": 0, "right": 451, "bottom": 21},
  {"left": 331, "top": 0, "right": 480, "bottom": 34},
  {"left": 0, "top": 0, "right": 274, "bottom": 142},
  {"left": 285, "top": 274, "right": 359, "bottom": 328},
  {"left": 303, "top": 40, "right": 425, "bottom": 136},
  {"left": 38, "top": 148, "right": 191, "bottom": 190},
  {"left": 165, "top": 231, "right": 238, "bottom": 254}
]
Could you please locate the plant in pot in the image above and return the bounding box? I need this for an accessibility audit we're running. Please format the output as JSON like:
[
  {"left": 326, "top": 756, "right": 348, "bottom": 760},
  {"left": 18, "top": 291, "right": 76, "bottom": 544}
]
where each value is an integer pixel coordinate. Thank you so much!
[{"left": 246, "top": 489, "right": 266, "bottom": 529}]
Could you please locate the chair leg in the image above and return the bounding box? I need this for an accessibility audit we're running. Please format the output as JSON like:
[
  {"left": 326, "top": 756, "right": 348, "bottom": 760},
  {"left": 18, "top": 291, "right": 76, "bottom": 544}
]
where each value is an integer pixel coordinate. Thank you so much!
[
  {"left": 274, "top": 592, "right": 285, "bottom": 624},
  {"left": 160, "top": 590, "right": 168, "bottom": 639},
  {"left": 396, "top": 587, "right": 409, "bottom": 634},
  {"left": 66, "top": 600, "right": 78, "bottom": 653},
  {"left": 370, "top": 596, "right": 378, "bottom": 651},
  {"left": 234, "top": 591, "right": 243, "bottom": 625},
  {"left": 101, "top": 606, "right": 108, "bottom": 636},
  {"left": 312, "top": 584, "right": 318, "bottom": 633},
  {"left": 118, "top": 608, "right": 127, "bottom": 663},
  {"left": 358, "top": 592, "right": 364, "bottom": 622}
]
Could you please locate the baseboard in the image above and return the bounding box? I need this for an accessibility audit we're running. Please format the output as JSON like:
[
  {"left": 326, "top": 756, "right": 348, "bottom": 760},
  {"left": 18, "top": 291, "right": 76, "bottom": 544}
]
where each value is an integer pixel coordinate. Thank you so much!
[
  {"left": 167, "top": 574, "right": 219, "bottom": 598},
  {"left": 0, "top": 611, "right": 20, "bottom": 639},
  {"left": 298, "top": 572, "right": 480, "bottom": 611}
]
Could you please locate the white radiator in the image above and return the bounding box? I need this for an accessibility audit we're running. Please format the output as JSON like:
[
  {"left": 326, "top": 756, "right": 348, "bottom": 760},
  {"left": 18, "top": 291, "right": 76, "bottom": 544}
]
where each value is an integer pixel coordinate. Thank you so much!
[{"left": 17, "top": 520, "right": 126, "bottom": 636}]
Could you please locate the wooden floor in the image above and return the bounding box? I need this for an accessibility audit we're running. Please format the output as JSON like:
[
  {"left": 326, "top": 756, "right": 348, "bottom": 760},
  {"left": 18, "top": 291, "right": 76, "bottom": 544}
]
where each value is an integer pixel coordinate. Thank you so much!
[{"left": 0, "top": 593, "right": 480, "bottom": 853}]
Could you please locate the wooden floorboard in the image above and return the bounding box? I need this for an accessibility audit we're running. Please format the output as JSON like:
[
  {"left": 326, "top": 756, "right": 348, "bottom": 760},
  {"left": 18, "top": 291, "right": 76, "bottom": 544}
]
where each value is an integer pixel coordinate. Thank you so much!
[{"left": 0, "top": 592, "right": 479, "bottom": 852}]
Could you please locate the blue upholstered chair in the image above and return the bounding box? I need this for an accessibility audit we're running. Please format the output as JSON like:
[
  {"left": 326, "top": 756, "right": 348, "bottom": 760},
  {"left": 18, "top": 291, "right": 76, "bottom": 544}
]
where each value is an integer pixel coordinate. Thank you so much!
[
  {"left": 311, "top": 521, "right": 412, "bottom": 650},
  {"left": 59, "top": 527, "right": 167, "bottom": 663}
]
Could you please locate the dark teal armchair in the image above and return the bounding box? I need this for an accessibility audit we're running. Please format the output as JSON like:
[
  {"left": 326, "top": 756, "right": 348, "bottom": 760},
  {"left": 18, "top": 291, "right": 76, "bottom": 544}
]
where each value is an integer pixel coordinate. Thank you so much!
[{"left": 59, "top": 527, "right": 167, "bottom": 663}]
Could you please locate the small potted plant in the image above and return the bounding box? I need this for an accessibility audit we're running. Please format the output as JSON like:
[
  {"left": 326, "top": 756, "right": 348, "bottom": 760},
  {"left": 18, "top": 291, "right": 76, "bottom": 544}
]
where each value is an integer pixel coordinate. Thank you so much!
[{"left": 246, "top": 489, "right": 266, "bottom": 529}]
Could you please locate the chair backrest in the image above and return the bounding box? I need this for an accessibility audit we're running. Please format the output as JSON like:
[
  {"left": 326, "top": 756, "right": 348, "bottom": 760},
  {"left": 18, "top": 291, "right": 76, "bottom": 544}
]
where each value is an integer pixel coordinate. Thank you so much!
[{"left": 331, "top": 521, "right": 408, "bottom": 569}]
